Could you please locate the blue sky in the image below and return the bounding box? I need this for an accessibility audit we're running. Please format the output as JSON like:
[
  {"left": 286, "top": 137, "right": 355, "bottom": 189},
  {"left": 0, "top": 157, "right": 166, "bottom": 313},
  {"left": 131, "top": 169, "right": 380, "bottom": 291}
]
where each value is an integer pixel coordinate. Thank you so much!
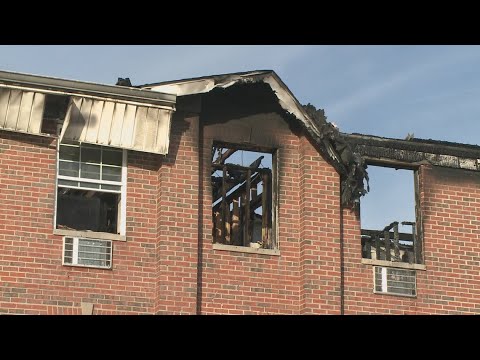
[{"left": 1, "top": 45, "right": 478, "bottom": 229}]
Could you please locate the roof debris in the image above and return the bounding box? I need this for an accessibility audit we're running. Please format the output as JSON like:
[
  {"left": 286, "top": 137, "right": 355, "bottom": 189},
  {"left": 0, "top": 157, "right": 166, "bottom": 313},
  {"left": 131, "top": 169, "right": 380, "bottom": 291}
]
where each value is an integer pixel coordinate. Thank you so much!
[{"left": 303, "top": 103, "right": 369, "bottom": 208}]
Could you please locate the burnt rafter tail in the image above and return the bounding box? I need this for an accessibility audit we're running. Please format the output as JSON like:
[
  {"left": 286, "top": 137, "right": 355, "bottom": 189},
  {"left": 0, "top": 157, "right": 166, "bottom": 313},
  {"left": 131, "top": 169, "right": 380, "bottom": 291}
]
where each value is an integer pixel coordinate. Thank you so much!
[{"left": 302, "top": 103, "right": 369, "bottom": 208}]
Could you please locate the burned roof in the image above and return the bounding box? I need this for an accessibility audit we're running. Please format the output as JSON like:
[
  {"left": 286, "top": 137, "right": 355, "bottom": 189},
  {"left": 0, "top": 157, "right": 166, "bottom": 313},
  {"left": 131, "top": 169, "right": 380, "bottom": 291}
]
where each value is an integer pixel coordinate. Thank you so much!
[
  {"left": 346, "top": 133, "right": 480, "bottom": 160},
  {"left": 141, "top": 70, "right": 369, "bottom": 207}
]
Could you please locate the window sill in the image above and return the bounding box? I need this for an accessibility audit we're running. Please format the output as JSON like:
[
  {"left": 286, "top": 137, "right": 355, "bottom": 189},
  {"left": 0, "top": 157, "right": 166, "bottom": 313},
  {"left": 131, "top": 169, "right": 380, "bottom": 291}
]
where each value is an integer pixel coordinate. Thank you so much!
[
  {"left": 212, "top": 243, "right": 280, "bottom": 256},
  {"left": 63, "top": 263, "right": 112, "bottom": 270},
  {"left": 54, "top": 229, "right": 126, "bottom": 242},
  {"left": 373, "top": 290, "right": 417, "bottom": 298},
  {"left": 361, "top": 258, "right": 426, "bottom": 271}
]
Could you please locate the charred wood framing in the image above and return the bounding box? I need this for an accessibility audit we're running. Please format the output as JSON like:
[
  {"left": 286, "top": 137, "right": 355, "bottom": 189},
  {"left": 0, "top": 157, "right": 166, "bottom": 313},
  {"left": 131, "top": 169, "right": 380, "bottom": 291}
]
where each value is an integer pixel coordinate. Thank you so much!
[
  {"left": 345, "top": 133, "right": 480, "bottom": 171},
  {"left": 213, "top": 148, "right": 237, "bottom": 164},
  {"left": 211, "top": 145, "right": 274, "bottom": 249},
  {"left": 244, "top": 169, "right": 251, "bottom": 247},
  {"left": 361, "top": 221, "right": 419, "bottom": 264}
]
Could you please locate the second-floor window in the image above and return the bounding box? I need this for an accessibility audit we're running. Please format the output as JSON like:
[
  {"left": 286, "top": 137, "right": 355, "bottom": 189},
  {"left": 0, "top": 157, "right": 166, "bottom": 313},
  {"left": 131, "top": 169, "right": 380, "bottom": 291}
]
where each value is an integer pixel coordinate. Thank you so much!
[
  {"left": 360, "top": 165, "right": 423, "bottom": 264},
  {"left": 55, "top": 141, "right": 126, "bottom": 235}
]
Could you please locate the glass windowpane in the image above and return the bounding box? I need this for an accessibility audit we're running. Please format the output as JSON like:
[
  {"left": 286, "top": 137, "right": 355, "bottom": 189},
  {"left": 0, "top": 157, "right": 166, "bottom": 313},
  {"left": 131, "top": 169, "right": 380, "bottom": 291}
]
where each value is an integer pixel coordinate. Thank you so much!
[
  {"left": 102, "top": 166, "right": 122, "bottom": 182},
  {"left": 103, "top": 150, "right": 122, "bottom": 166},
  {"left": 81, "top": 163, "right": 100, "bottom": 179},
  {"left": 59, "top": 161, "right": 79, "bottom": 177}
]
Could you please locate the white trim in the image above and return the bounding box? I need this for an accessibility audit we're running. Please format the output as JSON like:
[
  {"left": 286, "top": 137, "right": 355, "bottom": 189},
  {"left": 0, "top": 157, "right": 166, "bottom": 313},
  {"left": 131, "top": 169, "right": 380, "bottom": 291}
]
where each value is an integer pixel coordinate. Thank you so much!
[
  {"left": 381, "top": 267, "right": 388, "bottom": 293},
  {"left": 58, "top": 174, "right": 122, "bottom": 184},
  {"left": 0, "top": 127, "right": 55, "bottom": 138},
  {"left": 212, "top": 243, "right": 280, "bottom": 256},
  {"left": 72, "top": 237, "right": 79, "bottom": 264},
  {"left": 120, "top": 149, "right": 127, "bottom": 236},
  {"left": 362, "top": 258, "right": 426, "bottom": 271},
  {"left": 53, "top": 139, "right": 60, "bottom": 232},
  {"left": 61, "top": 233, "right": 67, "bottom": 264},
  {"left": 54, "top": 229, "right": 125, "bottom": 241},
  {"left": 57, "top": 184, "right": 121, "bottom": 194},
  {"left": 58, "top": 176, "right": 122, "bottom": 186},
  {"left": 55, "top": 142, "right": 128, "bottom": 238}
]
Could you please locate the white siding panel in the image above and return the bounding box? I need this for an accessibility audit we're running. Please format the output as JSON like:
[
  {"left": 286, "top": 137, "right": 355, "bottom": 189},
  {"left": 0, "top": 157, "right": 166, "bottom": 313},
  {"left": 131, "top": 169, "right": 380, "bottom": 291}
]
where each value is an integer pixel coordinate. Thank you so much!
[
  {"left": 62, "top": 96, "right": 173, "bottom": 154},
  {"left": 0, "top": 88, "right": 46, "bottom": 135}
]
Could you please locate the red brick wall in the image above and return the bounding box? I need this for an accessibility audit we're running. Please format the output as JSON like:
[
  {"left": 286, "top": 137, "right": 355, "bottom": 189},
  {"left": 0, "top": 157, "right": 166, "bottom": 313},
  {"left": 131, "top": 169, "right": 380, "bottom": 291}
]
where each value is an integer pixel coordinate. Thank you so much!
[
  {"left": 299, "top": 136, "right": 341, "bottom": 314},
  {"left": 2, "top": 116, "right": 479, "bottom": 315},
  {"left": 343, "top": 165, "right": 480, "bottom": 314},
  {"left": 197, "top": 111, "right": 341, "bottom": 314},
  {"left": 156, "top": 112, "right": 200, "bottom": 314},
  {"left": 0, "top": 130, "right": 161, "bottom": 314}
]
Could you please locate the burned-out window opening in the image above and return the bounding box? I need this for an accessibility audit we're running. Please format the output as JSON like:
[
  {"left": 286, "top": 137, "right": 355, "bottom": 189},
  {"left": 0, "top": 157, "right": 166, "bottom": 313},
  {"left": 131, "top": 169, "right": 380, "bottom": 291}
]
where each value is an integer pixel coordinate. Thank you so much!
[
  {"left": 56, "top": 141, "right": 126, "bottom": 235},
  {"left": 41, "top": 94, "right": 70, "bottom": 135},
  {"left": 211, "top": 144, "right": 276, "bottom": 250},
  {"left": 360, "top": 165, "right": 423, "bottom": 264}
]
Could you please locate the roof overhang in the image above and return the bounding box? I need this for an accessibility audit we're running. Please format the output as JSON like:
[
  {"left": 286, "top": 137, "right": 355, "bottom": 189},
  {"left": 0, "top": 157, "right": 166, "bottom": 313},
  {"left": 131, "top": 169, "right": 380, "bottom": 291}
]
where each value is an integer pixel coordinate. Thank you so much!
[
  {"left": 0, "top": 70, "right": 176, "bottom": 107},
  {"left": 0, "top": 70, "right": 176, "bottom": 155}
]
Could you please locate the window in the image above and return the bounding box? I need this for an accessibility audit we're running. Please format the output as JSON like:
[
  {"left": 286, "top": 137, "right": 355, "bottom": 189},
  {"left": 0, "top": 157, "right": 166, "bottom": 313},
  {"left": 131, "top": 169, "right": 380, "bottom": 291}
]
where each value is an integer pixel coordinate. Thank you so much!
[
  {"left": 374, "top": 266, "right": 416, "bottom": 297},
  {"left": 63, "top": 237, "right": 112, "bottom": 269},
  {"left": 55, "top": 141, "right": 126, "bottom": 236},
  {"left": 360, "top": 165, "right": 423, "bottom": 264},
  {"left": 211, "top": 144, "right": 276, "bottom": 250}
]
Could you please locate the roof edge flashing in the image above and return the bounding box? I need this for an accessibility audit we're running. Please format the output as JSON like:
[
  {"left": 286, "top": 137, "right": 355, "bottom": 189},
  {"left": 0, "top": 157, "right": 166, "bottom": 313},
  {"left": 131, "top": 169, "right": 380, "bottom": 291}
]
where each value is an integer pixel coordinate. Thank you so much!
[
  {"left": 146, "top": 70, "right": 317, "bottom": 130},
  {"left": 0, "top": 70, "right": 176, "bottom": 108}
]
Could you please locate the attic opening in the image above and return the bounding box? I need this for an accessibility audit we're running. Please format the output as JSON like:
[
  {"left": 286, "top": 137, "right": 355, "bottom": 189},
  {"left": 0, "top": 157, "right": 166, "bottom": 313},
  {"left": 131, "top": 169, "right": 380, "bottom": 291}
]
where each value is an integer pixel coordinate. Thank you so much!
[
  {"left": 211, "top": 142, "right": 276, "bottom": 250},
  {"left": 360, "top": 165, "right": 423, "bottom": 264},
  {"left": 42, "top": 94, "right": 70, "bottom": 135}
]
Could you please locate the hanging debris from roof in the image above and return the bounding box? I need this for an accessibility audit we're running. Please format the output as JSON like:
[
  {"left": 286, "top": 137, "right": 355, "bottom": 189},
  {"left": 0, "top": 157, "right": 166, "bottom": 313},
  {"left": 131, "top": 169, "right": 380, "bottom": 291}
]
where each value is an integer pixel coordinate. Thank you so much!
[{"left": 302, "top": 103, "right": 369, "bottom": 208}]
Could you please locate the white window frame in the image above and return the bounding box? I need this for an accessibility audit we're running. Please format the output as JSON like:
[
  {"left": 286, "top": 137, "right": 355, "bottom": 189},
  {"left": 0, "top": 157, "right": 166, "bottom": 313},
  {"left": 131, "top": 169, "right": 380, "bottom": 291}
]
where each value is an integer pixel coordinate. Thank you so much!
[{"left": 53, "top": 141, "right": 127, "bottom": 241}]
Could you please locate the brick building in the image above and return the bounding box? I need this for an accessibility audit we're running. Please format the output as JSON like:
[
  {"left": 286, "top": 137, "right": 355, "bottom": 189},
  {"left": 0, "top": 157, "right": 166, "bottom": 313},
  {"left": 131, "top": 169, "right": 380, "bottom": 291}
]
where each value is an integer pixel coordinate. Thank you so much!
[{"left": 0, "top": 70, "right": 478, "bottom": 314}]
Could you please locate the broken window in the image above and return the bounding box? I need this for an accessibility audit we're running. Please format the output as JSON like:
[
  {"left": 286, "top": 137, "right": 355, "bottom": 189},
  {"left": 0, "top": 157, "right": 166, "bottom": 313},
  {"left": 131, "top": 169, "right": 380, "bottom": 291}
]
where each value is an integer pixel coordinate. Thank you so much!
[
  {"left": 211, "top": 144, "right": 276, "bottom": 250},
  {"left": 55, "top": 141, "right": 126, "bottom": 235},
  {"left": 360, "top": 165, "right": 423, "bottom": 264}
]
